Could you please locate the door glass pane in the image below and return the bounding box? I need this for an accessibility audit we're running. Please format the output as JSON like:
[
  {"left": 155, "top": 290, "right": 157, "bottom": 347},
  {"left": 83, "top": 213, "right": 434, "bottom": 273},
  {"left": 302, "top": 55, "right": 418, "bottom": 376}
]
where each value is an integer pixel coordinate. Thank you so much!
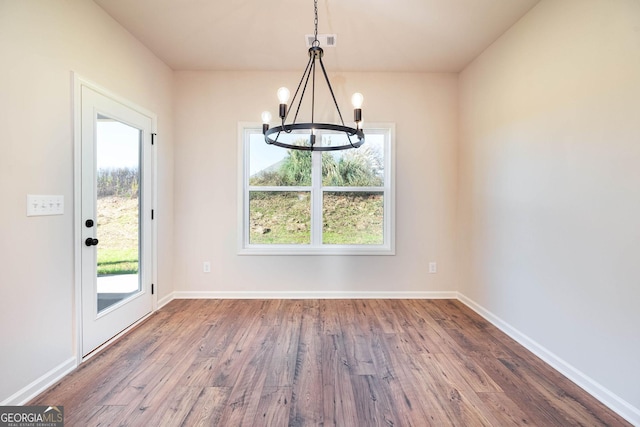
[{"left": 96, "top": 114, "right": 141, "bottom": 313}]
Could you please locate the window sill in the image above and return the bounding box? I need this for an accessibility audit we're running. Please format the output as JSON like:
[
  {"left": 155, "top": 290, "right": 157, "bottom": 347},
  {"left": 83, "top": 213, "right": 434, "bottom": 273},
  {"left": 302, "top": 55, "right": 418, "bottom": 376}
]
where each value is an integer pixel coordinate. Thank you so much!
[{"left": 238, "top": 245, "right": 395, "bottom": 256}]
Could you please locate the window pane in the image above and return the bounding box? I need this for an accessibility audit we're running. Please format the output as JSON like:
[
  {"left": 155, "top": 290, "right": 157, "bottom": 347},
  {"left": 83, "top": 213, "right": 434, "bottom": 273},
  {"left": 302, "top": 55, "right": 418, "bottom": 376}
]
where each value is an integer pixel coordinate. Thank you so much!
[
  {"left": 323, "top": 192, "right": 384, "bottom": 244},
  {"left": 322, "top": 135, "right": 384, "bottom": 186},
  {"left": 249, "top": 191, "right": 311, "bottom": 244},
  {"left": 249, "top": 134, "right": 311, "bottom": 186}
]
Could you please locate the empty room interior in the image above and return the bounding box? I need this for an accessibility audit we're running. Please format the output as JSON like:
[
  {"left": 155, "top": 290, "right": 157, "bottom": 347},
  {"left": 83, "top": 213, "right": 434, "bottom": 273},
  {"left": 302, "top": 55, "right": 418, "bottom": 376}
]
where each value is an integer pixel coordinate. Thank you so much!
[{"left": 1, "top": 0, "right": 639, "bottom": 425}]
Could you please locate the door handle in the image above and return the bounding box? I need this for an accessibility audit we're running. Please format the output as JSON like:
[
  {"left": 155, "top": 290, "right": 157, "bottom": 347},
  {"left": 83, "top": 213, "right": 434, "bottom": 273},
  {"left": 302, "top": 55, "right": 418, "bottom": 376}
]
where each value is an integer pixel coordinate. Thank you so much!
[{"left": 85, "top": 238, "right": 99, "bottom": 247}]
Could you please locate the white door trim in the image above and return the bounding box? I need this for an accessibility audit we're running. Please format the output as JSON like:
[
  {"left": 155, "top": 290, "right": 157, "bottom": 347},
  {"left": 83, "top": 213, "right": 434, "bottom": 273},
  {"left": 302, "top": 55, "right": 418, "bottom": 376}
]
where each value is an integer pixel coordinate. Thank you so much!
[{"left": 72, "top": 73, "right": 158, "bottom": 363}]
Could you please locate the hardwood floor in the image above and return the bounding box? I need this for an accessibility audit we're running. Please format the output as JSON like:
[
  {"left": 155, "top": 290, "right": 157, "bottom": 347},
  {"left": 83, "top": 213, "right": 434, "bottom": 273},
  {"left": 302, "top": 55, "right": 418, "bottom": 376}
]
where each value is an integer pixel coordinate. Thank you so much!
[{"left": 31, "top": 299, "right": 630, "bottom": 426}]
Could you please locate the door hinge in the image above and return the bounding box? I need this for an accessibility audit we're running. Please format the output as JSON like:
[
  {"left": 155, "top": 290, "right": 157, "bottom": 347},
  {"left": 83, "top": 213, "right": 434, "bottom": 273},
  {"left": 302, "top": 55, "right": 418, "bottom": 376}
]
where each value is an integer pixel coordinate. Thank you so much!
[
  {"left": 151, "top": 283, "right": 154, "bottom": 295},
  {"left": 151, "top": 133, "right": 156, "bottom": 145},
  {"left": 151, "top": 209, "right": 154, "bottom": 220}
]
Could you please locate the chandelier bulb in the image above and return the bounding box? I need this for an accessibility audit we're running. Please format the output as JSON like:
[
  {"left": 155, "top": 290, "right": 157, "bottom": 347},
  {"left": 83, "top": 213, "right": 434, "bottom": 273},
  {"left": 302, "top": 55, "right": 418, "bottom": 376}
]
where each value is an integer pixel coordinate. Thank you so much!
[
  {"left": 351, "top": 92, "right": 364, "bottom": 109},
  {"left": 353, "top": 93, "right": 363, "bottom": 124},
  {"left": 277, "top": 87, "right": 290, "bottom": 104},
  {"left": 261, "top": 111, "right": 272, "bottom": 124}
]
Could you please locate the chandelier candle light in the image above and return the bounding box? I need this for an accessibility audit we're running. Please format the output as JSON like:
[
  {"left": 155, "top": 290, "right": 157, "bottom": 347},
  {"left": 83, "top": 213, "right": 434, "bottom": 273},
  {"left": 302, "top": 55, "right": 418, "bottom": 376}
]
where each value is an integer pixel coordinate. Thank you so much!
[{"left": 261, "top": 0, "right": 364, "bottom": 151}]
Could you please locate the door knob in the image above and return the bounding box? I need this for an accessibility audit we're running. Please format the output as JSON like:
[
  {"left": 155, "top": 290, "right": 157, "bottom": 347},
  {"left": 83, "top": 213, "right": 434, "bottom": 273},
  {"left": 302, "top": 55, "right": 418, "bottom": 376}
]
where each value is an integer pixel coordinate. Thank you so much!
[{"left": 85, "top": 238, "right": 99, "bottom": 247}]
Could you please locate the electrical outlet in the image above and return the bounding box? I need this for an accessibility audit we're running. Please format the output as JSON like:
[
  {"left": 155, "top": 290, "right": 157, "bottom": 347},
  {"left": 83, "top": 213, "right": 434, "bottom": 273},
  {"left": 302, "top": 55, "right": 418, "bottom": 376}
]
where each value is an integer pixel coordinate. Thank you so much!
[
  {"left": 27, "top": 195, "right": 64, "bottom": 216},
  {"left": 203, "top": 262, "right": 211, "bottom": 273},
  {"left": 429, "top": 262, "right": 437, "bottom": 274}
]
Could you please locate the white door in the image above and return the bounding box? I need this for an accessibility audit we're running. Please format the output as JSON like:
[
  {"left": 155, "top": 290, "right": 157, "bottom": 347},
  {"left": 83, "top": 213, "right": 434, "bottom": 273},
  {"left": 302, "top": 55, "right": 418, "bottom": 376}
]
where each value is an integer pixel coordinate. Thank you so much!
[{"left": 80, "top": 85, "right": 154, "bottom": 357}]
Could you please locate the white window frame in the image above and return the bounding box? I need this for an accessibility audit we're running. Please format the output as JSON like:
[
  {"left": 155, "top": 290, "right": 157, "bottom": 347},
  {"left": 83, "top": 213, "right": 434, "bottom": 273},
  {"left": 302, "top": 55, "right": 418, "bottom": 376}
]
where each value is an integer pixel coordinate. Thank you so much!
[{"left": 238, "top": 122, "right": 395, "bottom": 255}]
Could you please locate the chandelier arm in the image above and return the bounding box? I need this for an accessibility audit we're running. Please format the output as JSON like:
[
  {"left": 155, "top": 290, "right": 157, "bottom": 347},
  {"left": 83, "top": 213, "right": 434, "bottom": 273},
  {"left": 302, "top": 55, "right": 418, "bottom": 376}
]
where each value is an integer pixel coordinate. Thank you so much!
[
  {"left": 311, "top": 52, "right": 316, "bottom": 125},
  {"left": 292, "top": 57, "right": 315, "bottom": 126},
  {"left": 285, "top": 54, "right": 315, "bottom": 131},
  {"left": 317, "top": 55, "right": 356, "bottom": 146},
  {"left": 318, "top": 55, "right": 346, "bottom": 127},
  {"left": 269, "top": 129, "right": 281, "bottom": 145}
]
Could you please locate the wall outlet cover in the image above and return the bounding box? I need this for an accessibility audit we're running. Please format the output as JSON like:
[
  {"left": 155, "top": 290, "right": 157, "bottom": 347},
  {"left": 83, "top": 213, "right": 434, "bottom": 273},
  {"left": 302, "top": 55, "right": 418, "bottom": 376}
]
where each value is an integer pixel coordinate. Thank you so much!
[{"left": 429, "top": 262, "right": 437, "bottom": 274}]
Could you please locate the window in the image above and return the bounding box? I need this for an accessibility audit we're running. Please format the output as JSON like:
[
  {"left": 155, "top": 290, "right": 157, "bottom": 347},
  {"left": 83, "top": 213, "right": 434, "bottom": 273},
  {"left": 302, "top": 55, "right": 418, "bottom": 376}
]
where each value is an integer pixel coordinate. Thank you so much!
[{"left": 238, "top": 124, "right": 395, "bottom": 255}]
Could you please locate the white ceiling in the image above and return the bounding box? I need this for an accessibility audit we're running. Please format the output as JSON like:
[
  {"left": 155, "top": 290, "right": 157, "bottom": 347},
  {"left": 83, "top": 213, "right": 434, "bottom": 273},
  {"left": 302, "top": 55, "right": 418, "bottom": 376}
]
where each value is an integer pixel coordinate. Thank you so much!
[{"left": 94, "top": 0, "right": 540, "bottom": 72}]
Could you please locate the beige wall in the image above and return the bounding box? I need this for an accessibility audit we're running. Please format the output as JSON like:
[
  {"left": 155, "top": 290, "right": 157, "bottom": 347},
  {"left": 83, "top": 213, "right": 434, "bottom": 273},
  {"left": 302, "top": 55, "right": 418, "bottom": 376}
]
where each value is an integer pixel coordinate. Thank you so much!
[
  {"left": 3, "top": 0, "right": 638, "bottom": 420},
  {"left": 0, "top": 0, "right": 174, "bottom": 402},
  {"left": 458, "top": 0, "right": 640, "bottom": 414},
  {"left": 173, "top": 71, "right": 458, "bottom": 295}
]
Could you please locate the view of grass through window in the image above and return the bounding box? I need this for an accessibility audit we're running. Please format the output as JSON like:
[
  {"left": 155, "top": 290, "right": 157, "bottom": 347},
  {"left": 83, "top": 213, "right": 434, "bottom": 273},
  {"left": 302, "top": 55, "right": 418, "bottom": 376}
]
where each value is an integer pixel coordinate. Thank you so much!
[
  {"left": 250, "top": 191, "right": 311, "bottom": 244},
  {"left": 96, "top": 167, "right": 139, "bottom": 276},
  {"left": 323, "top": 192, "right": 383, "bottom": 244},
  {"left": 249, "top": 137, "right": 385, "bottom": 245}
]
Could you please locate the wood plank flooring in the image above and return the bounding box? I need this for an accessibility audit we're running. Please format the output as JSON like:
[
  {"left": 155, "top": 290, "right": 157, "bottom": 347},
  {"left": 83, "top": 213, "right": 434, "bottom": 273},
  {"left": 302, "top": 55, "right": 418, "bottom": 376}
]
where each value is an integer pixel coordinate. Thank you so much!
[{"left": 30, "top": 299, "right": 631, "bottom": 426}]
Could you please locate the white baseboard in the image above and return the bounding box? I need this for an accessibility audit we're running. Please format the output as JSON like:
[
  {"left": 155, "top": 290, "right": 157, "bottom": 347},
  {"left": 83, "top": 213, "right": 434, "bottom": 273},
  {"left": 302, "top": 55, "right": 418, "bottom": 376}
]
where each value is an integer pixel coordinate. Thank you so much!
[
  {"left": 457, "top": 292, "right": 640, "bottom": 426},
  {"left": 0, "top": 357, "right": 77, "bottom": 406},
  {"left": 157, "top": 292, "right": 174, "bottom": 309},
  {"left": 170, "top": 290, "right": 458, "bottom": 300}
]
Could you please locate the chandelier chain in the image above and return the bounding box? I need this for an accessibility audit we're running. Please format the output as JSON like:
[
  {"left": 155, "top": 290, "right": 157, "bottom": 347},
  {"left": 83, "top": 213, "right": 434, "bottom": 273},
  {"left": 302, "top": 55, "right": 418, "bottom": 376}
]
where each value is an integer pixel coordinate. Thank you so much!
[{"left": 313, "top": 0, "right": 319, "bottom": 46}]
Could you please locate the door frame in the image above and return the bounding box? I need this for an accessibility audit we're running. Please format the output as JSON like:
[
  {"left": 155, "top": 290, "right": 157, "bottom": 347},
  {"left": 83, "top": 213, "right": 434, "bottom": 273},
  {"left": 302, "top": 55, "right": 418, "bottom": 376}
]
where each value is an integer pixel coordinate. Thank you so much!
[{"left": 73, "top": 73, "right": 158, "bottom": 363}]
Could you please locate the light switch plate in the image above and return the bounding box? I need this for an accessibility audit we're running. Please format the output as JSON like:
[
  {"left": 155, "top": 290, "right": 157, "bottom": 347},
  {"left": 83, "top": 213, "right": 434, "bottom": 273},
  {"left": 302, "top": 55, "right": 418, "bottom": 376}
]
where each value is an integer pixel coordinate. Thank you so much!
[{"left": 27, "top": 195, "right": 64, "bottom": 216}]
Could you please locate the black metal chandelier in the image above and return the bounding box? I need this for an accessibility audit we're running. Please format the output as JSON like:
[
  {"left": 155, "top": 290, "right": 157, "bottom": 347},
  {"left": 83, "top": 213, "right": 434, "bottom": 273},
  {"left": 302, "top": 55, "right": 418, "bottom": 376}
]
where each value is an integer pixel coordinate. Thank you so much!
[{"left": 261, "top": 0, "right": 364, "bottom": 152}]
